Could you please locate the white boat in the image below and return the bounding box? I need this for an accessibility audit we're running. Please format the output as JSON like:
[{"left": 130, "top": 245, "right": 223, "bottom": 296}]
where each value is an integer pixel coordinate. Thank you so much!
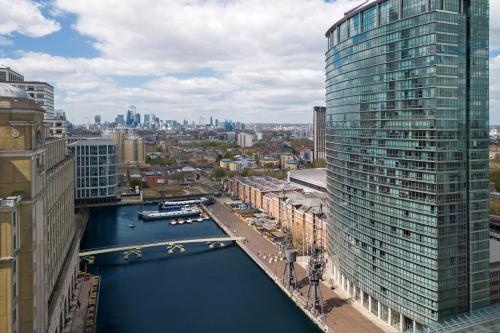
[
  {"left": 128, "top": 224, "right": 136, "bottom": 229},
  {"left": 178, "top": 220, "right": 185, "bottom": 225},
  {"left": 158, "top": 197, "right": 213, "bottom": 209},
  {"left": 196, "top": 218, "right": 204, "bottom": 222},
  {"left": 141, "top": 207, "right": 200, "bottom": 221},
  {"left": 186, "top": 219, "right": 192, "bottom": 224},
  {"left": 169, "top": 221, "right": 178, "bottom": 226}
]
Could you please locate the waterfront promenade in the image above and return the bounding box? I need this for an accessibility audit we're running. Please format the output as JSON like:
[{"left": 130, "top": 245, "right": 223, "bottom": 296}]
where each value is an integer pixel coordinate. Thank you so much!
[{"left": 205, "top": 201, "right": 390, "bottom": 333}]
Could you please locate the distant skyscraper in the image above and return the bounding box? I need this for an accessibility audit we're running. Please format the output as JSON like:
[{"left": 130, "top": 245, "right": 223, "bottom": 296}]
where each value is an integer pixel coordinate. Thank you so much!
[
  {"left": 134, "top": 113, "right": 141, "bottom": 126},
  {"left": 95, "top": 114, "right": 101, "bottom": 125},
  {"left": 210, "top": 116, "right": 213, "bottom": 126},
  {"left": 126, "top": 105, "right": 136, "bottom": 126},
  {"left": 326, "top": 1, "right": 489, "bottom": 331},
  {"left": 313, "top": 106, "right": 326, "bottom": 161},
  {"left": 116, "top": 114, "right": 125, "bottom": 126},
  {"left": 199, "top": 116, "right": 209, "bottom": 126},
  {"left": 144, "top": 113, "right": 150, "bottom": 126},
  {"left": 215, "top": 118, "right": 219, "bottom": 127}
]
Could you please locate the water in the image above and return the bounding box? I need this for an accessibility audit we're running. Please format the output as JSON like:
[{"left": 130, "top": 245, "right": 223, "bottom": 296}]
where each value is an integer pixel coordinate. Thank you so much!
[{"left": 81, "top": 204, "right": 321, "bottom": 333}]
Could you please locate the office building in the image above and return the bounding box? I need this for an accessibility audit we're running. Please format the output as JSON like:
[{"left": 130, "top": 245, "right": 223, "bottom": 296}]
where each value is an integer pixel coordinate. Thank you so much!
[
  {"left": 0, "top": 67, "right": 24, "bottom": 82},
  {"left": 9, "top": 81, "right": 54, "bottom": 120},
  {"left": 0, "top": 83, "right": 78, "bottom": 333},
  {"left": 313, "top": 106, "right": 326, "bottom": 161},
  {"left": 115, "top": 114, "right": 125, "bottom": 126},
  {"left": 68, "top": 138, "right": 117, "bottom": 204},
  {"left": 47, "top": 109, "right": 68, "bottom": 138},
  {"left": 95, "top": 115, "right": 101, "bottom": 125},
  {"left": 237, "top": 133, "right": 254, "bottom": 147},
  {"left": 144, "top": 114, "right": 150, "bottom": 127},
  {"left": 199, "top": 116, "right": 209, "bottom": 126},
  {"left": 325, "top": 1, "right": 489, "bottom": 331},
  {"left": 134, "top": 113, "right": 141, "bottom": 126},
  {"left": 0, "top": 67, "right": 55, "bottom": 120}
]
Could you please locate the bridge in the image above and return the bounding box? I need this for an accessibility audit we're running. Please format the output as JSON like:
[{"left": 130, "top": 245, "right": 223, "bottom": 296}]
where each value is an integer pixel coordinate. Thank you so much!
[{"left": 79, "top": 236, "right": 246, "bottom": 260}]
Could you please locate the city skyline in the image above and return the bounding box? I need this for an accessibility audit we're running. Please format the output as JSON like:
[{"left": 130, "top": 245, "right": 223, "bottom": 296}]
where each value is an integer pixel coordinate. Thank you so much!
[{"left": 0, "top": 0, "right": 498, "bottom": 124}]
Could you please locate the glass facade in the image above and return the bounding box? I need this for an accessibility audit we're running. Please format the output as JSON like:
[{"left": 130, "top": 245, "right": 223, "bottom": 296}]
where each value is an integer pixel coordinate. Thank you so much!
[
  {"left": 68, "top": 140, "right": 118, "bottom": 199},
  {"left": 325, "top": 0, "right": 489, "bottom": 329}
]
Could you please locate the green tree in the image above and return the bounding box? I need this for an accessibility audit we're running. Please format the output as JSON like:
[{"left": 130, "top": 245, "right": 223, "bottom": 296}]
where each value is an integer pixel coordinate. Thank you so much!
[
  {"left": 312, "top": 158, "right": 326, "bottom": 168},
  {"left": 211, "top": 167, "right": 227, "bottom": 180},
  {"left": 129, "top": 178, "right": 142, "bottom": 187},
  {"left": 241, "top": 168, "right": 253, "bottom": 177},
  {"left": 223, "top": 151, "right": 235, "bottom": 160}
]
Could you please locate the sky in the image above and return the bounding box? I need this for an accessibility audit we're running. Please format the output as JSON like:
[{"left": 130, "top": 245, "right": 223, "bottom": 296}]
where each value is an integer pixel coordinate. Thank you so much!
[{"left": 0, "top": 0, "right": 499, "bottom": 125}]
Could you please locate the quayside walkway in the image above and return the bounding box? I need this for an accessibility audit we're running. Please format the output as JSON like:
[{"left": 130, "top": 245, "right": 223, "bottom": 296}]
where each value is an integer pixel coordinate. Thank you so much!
[
  {"left": 204, "top": 200, "right": 392, "bottom": 333},
  {"left": 79, "top": 236, "right": 245, "bottom": 257}
]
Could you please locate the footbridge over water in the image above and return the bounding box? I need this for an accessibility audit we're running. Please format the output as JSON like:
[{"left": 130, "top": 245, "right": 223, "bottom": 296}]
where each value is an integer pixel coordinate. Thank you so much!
[{"left": 79, "top": 236, "right": 246, "bottom": 260}]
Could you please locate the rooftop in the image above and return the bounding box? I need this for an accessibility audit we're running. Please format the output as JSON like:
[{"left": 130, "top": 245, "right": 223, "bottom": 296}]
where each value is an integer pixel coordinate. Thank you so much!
[
  {"left": 69, "top": 137, "right": 115, "bottom": 146},
  {"left": 0, "top": 82, "right": 32, "bottom": 100},
  {"left": 288, "top": 168, "right": 327, "bottom": 188}
]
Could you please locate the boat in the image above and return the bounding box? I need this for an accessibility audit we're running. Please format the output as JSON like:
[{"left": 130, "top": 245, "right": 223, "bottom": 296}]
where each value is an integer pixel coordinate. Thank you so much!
[
  {"left": 158, "top": 197, "right": 213, "bottom": 209},
  {"left": 141, "top": 207, "right": 200, "bottom": 221},
  {"left": 196, "top": 218, "right": 204, "bottom": 223},
  {"left": 138, "top": 210, "right": 159, "bottom": 218},
  {"left": 178, "top": 220, "right": 185, "bottom": 224},
  {"left": 186, "top": 218, "right": 192, "bottom": 224},
  {"left": 169, "top": 221, "right": 178, "bottom": 226},
  {"left": 128, "top": 224, "right": 136, "bottom": 229}
]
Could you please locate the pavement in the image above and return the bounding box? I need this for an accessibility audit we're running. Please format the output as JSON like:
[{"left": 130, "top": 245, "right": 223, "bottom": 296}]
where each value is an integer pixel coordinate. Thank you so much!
[
  {"left": 64, "top": 276, "right": 99, "bottom": 333},
  {"left": 205, "top": 200, "right": 391, "bottom": 333}
]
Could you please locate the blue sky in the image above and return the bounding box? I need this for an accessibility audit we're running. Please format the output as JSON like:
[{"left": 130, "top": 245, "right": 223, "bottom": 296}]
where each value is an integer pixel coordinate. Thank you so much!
[{"left": 0, "top": 0, "right": 499, "bottom": 124}]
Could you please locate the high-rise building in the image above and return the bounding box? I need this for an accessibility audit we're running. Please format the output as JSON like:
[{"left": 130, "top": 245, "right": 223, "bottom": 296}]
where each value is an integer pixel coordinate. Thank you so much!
[
  {"left": 325, "top": 1, "right": 489, "bottom": 331},
  {"left": 115, "top": 114, "right": 125, "bottom": 126},
  {"left": 237, "top": 133, "right": 254, "bottom": 147},
  {"left": 68, "top": 138, "right": 118, "bottom": 204},
  {"left": 313, "top": 106, "right": 326, "bottom": 161},
  {"left": 144, "top": 114, "right": 150, "bottom": 126},
  {"left": 0, "top": 83, "right": 78, "bottom": 333},
  {"left": 199, "top": 116, "right": 209, "bottom": 126},
  {"left": 95, "top": 115, "right": 101, "bottom": 125},
  {"left": 126, "top": 110, "right": 134, "bottom": 126},
  {"left": 134, "top": 113, "right": 141, "bottom": 127}
]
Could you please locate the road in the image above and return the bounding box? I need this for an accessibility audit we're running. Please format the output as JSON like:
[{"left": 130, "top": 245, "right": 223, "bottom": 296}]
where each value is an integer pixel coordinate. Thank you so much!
[{"left": 205, "top": 201, "right": 389, "bottom": 333}]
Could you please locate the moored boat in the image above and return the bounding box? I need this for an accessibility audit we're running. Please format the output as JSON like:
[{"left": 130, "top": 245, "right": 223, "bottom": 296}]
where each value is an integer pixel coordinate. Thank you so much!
[{"left": 141, "top": 207, "right": 200, "bottom": 221}]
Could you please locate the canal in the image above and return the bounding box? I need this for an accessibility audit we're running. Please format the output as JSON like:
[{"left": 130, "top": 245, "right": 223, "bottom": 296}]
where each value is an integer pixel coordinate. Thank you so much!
[{"left": 81, "top": 204, "right": 321, "bottom": 333}]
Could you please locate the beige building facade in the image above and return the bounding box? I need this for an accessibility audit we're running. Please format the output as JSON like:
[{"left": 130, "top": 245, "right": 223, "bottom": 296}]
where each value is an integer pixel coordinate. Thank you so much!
[{"left": 0, "top": 83, "right": 78, "bottom": 333}]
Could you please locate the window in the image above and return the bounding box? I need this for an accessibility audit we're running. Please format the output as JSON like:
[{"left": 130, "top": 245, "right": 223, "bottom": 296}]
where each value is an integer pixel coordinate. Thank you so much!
[
  {"left": 362, "top": 6, "right": 377, "bottom": 31},
  {"left": 403, "top": 0, "right": 426, "bottom": 17}
]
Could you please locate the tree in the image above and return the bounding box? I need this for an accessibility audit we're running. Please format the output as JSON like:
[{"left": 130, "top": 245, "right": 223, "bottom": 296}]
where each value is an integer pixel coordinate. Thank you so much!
[
  {"left": 211, "top": 167, "right": 227, "bottom": 180},
  {"left": 129, "top": 178, "right": 142, "bottom": 187},
  {"left": 223, "top": 151, "right": 235, "bottom": 160},
  {"left": 312, "top": 158, "right": 326, "bottom": 168},
  {"left": 241, "top": 168, "right": 253, "bottom": 177}
]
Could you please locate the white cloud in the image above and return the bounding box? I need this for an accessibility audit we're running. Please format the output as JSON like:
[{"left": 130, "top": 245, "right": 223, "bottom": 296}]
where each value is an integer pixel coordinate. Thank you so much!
[
  {"left": 1, "top": 0, "right": 358, "bottom": 123},
  {"left": 0, "top": 0, "right": 60, "bottom": 37},
  {"left": 2, "top": 0, "right": 498, "bottom": 124}
]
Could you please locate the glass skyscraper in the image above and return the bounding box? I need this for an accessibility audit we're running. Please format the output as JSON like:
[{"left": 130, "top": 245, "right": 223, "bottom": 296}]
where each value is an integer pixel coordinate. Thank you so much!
[{"left": 325, "top": 0, "right": 489, "bottom": 331}]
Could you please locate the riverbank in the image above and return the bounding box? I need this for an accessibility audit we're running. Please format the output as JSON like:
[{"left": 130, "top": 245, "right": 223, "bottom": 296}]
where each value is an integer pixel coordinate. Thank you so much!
[{"left": 203, "top": 201, "right": 391, "bottom": 333}]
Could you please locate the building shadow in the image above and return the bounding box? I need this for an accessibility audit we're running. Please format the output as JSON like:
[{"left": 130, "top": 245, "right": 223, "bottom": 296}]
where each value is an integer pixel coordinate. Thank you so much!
[{"left": 323, "top": 297, "right": 351, "bottom": 313}]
